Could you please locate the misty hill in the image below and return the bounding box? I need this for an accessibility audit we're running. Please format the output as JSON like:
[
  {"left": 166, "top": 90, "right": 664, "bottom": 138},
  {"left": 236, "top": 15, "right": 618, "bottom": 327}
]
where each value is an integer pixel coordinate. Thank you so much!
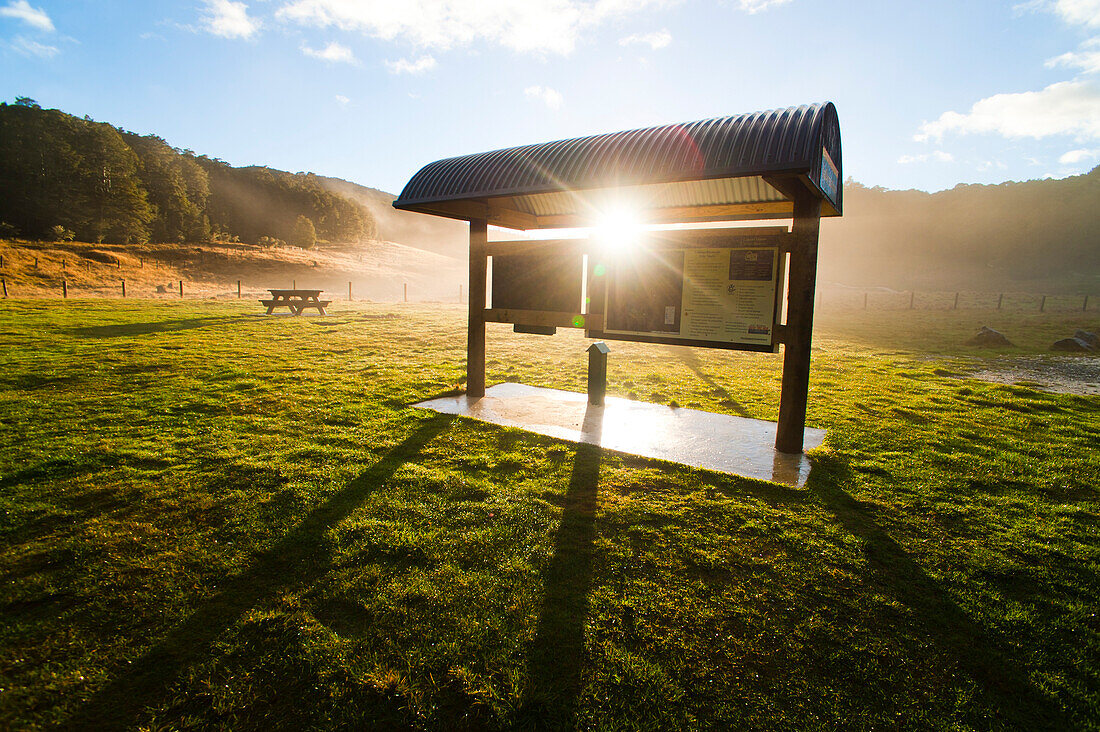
[
  {"left": 0, "top": 99, "right": 373, "bottom": 248},
  {"left": 312, "top": 175, "right": 467, "bottom": 258},
  {"left": 821, "top": 169, "right": 1100, "bottom": 293}
]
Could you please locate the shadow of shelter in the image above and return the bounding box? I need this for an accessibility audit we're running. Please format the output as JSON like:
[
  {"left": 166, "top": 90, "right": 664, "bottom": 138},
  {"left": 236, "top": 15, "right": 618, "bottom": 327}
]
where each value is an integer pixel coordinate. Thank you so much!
[{"left": 62, "top": 414, "right": 453, "bottom": 730}]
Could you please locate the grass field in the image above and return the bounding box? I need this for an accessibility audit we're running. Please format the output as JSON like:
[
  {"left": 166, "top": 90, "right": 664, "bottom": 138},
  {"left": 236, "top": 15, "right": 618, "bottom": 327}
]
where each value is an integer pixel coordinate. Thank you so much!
[{"left": 1, "top": 299, "right": 1097, "bottom": 730}]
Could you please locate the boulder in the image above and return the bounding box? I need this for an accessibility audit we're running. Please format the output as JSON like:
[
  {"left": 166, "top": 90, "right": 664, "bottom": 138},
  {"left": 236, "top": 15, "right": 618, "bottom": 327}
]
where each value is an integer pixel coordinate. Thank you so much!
[
  {"left": 1051, "top": 337, "right": 1095, "bottom": 352},
  {"left": 1074, "top": 329, "right": 1098, "bottom": 348},
  {"left": 966, "top": 326, "right": 1013, "bottom": 347}
]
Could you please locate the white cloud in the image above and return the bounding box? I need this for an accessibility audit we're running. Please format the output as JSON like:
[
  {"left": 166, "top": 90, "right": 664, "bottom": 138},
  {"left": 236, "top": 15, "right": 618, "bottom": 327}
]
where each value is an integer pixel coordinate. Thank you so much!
[
  {"left": 1059, "top": 147, "right": 1099, "bottom": 162},
  {"left": 915, "top": 80, "right": 1100, "bottom": 141},
  {"left": 1046, "top": 37, "right": 1100, "bottom": 74},
  {"left": 334, "top": 94, "right": 349, "bottom": 106},
  {"left": 0, "top": 0, "right": 53, "bottom": 32},
  {"left": 200, "top": 0, "right": 260, "bottom": 39},
  {"left": 525, "top": 85, "right": 563, "bottom": 109},
  {"left": 6, "top": 34, "right": 57, "bottom": 57},
  {"left": 897, "top": 151, "right": 954, "bottom": 164},
  {"left": 276, "top": 0, "right": 672, "bottom": 56},
  {"left": 385, "top": 55, "right": 437, "bottom": 74},
  {"left": 302, "top": 40, "right": 356, "bottom": 63},
  {"left": 1052, "top": 0, "right": 1100, "bottom": 27},
  {"left": 619, "top": 28, "right": 671, "bottom": 49},
  {"left": 737, "top": 0, "right": 792, "bottom": 13}
]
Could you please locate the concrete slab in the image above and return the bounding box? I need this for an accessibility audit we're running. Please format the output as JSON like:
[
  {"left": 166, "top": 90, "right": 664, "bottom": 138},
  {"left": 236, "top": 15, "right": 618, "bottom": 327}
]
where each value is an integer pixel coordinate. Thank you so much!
[{"left": 414, "top": 382, "right": 825, "bottom": 487}]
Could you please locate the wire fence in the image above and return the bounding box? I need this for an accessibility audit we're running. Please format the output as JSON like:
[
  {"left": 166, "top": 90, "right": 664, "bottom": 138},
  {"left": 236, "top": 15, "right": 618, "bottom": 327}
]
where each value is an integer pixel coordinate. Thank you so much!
[{"left": 819, "top": 289, "right": 1094, "bottom": 313}]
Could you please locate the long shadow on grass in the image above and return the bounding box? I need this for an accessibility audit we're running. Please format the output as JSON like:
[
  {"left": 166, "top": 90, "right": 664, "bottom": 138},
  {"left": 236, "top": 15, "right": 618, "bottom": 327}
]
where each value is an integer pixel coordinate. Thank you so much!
[
  {"left": 519, "top": 408, "right": 603, "bottom": 729},
  {"left": 676, "top": 348, "right": 751, "bottom": 417},
  {"left": 806, "top": 454, "right": 1070, "bottom": 730},
  {"left": 62, "top": 415, "right": 453, "bottom": 730},
  {"left": 68, "top": 316, "right": 246, "bottom": 338}
]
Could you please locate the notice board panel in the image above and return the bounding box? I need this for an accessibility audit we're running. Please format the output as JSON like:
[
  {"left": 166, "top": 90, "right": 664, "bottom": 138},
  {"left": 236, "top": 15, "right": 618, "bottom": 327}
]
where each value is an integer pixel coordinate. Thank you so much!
[
  {"left": 491, "top": 251, "right": 584, "bottom": 313},
  {"left": 587, "top": 240, "right": 783, "bottom": 352}
]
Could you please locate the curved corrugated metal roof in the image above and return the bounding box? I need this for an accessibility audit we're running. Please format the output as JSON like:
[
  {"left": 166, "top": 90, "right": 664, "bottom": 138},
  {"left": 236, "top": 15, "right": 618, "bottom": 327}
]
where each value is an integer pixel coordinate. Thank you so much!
[{"left": 394, "top": 102, "right": 841, "bottom": 225}]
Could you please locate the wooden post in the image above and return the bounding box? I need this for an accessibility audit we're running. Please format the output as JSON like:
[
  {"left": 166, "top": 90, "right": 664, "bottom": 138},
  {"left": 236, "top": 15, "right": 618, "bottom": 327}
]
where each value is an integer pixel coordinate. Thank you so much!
[
  {"left": 121, "top": 279, "right": 125, "bottom": 298},
  {"left": 404, "top": 282, "right": 408, "bottom": 302},
  {"left": 776, "top": 193, "right": 821, "bottom": 454},
  {"left": 35, "top": 257, "right": 38, "bottom": 268},
  {"left": 140, "top": 257, "right": 144, "bottom": 269},
  {"left": 62, "top": 280, "right": 67, "bottom": 298},
  {"left": 116, "top": 258, "right": 120, "bottom": 269},
  {"left": 1, "top": 254, "right": 4, "bottom": 267},
  {"left": 1085, "top": 295, "right": 1090, "bottom": 312},
  {"left": 997, "top": 293, "right": 1003, "bottom": 310},
  {"left": 348, "top": 281, "right": 352, "bottom": 301},
  {"left": 2, "top": 278, "right": 7, "bottom": 298},
  {"left": 237, "top": 280, "right": 242, "bottom": 298},
  {"left": 179, "top": 280, "right": 184, "bottom": 298},
  {"left": 62, "top": 260, "right": 66, "bottom": 271},
  {"left": 459, "top": 284, "right": 463, "bottom": 303},
  {"left": 863, "top": 292, "right": 868, "bottom": 310},
  {"left": 467, "top": 219, "right": 488, "bottom": 398},
  {"left": 1040, "top": 295, "right": 1046, "bottom": 312},
  {"left": 293, "top": 279, "right": 296, "bottom": 290},
  {"left": 909, "top": 291, "right": 915, "bottom": 309},
  {"left": 953, "top": 292, "right": 959, "bottom": 310}
]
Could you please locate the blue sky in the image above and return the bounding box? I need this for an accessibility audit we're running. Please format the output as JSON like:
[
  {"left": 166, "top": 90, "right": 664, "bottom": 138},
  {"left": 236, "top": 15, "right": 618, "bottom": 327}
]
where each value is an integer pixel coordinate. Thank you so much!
[{"left": 3, "top": 0, "right": 1100, "bottom": 195}]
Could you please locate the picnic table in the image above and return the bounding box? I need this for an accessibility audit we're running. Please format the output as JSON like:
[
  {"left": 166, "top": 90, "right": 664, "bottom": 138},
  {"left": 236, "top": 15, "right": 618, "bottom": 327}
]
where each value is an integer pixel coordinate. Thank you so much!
[{"left": 260, "top": 289, "right": 331, "bottom": 315}]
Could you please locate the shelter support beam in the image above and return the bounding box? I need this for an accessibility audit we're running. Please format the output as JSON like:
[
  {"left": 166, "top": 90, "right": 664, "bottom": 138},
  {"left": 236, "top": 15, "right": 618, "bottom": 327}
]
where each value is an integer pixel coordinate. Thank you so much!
[
  {"left": 775, "top": 193, "right": 822, "bottom": 453},
  {"left": 467, "top": 219, "right": 488, "bottom": 397}
]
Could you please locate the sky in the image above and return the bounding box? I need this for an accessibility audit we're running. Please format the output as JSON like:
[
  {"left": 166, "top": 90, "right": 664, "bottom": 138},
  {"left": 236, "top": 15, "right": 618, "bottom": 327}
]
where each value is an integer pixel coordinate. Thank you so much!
[{"left": 3, "top": 0, "right": 1100, "bottom": 196}]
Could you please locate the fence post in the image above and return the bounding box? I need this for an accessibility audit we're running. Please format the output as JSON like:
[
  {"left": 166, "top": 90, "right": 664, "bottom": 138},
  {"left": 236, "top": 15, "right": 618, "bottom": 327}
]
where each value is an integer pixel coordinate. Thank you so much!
[
  {"left": 1, "top": 254, "right": 4, "bottom": 267},
  {"left": 140, "top": 257, "right": 144, "bottom": 269},
  {"left": 459, "top": 284, "right": 463, "bottom": 303},
  {"left": 122, "top": 279, "right": 126, "bottom": 298},
  {"left": 34, "top": 257, "right": 38, "bottom": 268},
  {"left": 62, "top": 280, "right": 67, "bottom": 298},
  {"left": 1085, "top": 295, "right": 1090, "bottom": 312},
  {"left": 909, "top": 291, "right": 914, "bottom": 309},
  {"left": 1040, "top": 295, "right": 1046, "bottom": 312},
  {"left": 863, "top": 292, "right": 868, "bottom": 310},
  {"left": 116, "top": 258, "right": 120, "bottom": 269},
  {"left": 997, "top": 293, "right": 1003, "bottom": 310},
  {"left": 348, "top": 281, "right": 352, "bottom": 301},
  {"left": 404, "top": 283, "right": 408, "bottom": 302},
  {"left": 293, "top": 279, "right": 296, "bottom": 290},
  {"left": 953, "top": 292, "right": 959, "bottom": 310},
  {"left": 237, "top": 280, "right": 242, "bottom": 299},
  {"left": 179, "top": 280, "right": 184, "bottom": 298},
  {"left": 2, "top": 278, "right": 7, "bottom": 298}
]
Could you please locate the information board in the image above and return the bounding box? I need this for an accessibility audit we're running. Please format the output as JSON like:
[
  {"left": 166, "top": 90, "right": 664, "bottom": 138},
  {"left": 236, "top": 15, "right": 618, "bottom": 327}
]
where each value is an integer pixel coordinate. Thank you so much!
[{"left": 592, "top": 238, "right": 783, "bottom": 352}]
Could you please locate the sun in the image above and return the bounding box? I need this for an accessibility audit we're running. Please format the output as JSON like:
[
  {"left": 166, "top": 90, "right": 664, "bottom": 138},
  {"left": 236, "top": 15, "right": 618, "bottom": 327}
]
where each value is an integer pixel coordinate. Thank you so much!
[{"left": 593, "top": 204, "right": 644, "bottom": 252}]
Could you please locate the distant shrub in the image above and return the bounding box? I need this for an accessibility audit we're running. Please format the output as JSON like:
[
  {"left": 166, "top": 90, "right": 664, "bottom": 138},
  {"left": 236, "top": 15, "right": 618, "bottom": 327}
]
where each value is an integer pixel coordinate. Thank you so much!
[{"left": 48, "top": 225, "right": 75, "bottom": 242}]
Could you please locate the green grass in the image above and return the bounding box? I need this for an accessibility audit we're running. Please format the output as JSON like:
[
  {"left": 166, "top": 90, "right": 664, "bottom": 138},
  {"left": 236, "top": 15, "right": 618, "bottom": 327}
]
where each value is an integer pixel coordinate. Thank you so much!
[{"left": 0, "top": 299, "right": 1097, "bottom": 730}]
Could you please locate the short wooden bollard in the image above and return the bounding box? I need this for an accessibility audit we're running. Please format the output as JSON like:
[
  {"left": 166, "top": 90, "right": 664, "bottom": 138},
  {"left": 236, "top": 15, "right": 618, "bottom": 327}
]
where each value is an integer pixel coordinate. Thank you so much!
[
  {"left": 121, "top": 280, "right": 126, "bottom": 298},
  {"left": 1040, "top": 295, "right": 1046, "bottom": 312},
  {"left": 953, "top": 292, "right": 959, "bottom": 310},
  {"left": 587, "top": 342, "right": 610, "bottom": 406},
  {"left": 179, "top": 280, "right": 184, "bottom": 298},
  {"left": 997, "top": 293, "right": 1003, "bottom": 310},
  {"left": 348, "top": 281, "right": 352, "bottom": 301},
  {"left": 62, "top": 280, "right": 67, "bottom": 298},
  {"left": 237, "top": 280, "right": 242, "bottom": 299}
]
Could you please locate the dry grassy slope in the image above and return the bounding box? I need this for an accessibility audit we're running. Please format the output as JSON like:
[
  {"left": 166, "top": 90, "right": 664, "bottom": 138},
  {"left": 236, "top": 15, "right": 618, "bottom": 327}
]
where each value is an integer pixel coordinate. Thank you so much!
[{"left": 0, "top": 238, "right": 465, "bottom": 302}]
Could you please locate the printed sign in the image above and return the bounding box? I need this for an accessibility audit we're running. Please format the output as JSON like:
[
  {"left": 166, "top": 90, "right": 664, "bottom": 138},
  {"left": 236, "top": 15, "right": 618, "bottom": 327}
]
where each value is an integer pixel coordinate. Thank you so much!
[
  {"left": 601, "top": 246, "right": 780, "bottom": 348},
  {"left": 819, "top": 147, "right": 839, "bottom": 205}
]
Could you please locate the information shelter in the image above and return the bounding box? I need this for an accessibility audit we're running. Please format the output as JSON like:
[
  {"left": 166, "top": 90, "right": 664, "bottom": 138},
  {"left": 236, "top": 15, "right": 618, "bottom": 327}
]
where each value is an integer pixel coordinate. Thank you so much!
[{"left": 394, "top": 103, "right": 842, "bottom": 453}]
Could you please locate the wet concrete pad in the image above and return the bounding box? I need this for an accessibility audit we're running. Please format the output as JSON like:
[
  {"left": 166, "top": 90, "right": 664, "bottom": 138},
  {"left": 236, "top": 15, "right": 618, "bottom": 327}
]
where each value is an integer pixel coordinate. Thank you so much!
[{"left": 415, "top": 382, "right": 825, "bottom": 486}]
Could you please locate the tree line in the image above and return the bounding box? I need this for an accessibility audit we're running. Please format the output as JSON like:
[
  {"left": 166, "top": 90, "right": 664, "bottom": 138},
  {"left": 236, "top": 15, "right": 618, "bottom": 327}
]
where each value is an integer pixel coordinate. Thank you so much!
[{"left": 0, "top": 98, "right": 375, "bottom": 247}]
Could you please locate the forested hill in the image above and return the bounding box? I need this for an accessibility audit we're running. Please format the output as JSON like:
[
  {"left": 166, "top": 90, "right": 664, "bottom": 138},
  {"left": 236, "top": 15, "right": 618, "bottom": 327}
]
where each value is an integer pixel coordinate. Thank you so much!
[
  {"left": 0, "top": 99, "right": 373, "bottom": 247},
  {"left": 821, "top": 168, "right": 1100, "bottom": 292}
]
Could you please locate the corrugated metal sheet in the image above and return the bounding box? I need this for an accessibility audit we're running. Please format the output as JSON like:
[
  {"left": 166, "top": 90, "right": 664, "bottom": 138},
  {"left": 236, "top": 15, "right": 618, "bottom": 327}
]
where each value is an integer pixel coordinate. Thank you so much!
[{"left": 394, "top": 102, "right": 842, "bottom": 219}]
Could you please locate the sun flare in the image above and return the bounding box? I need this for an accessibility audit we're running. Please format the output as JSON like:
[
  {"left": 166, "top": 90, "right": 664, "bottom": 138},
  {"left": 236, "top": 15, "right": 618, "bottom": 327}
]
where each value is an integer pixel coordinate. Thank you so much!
[{"left": 593, "top": 205, "right": 644, "bottom": 252}]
